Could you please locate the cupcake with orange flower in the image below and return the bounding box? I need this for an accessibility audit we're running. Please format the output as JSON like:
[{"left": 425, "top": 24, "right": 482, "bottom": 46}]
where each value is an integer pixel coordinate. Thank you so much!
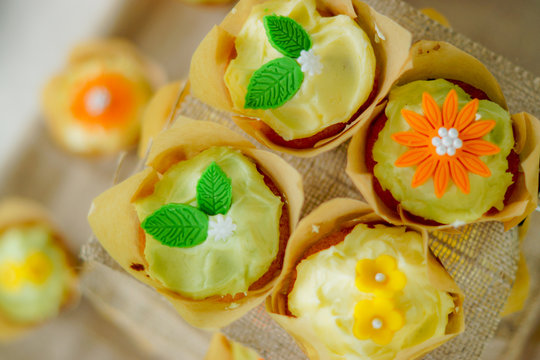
[
  {"left": 347, "top": 40, "right": 540, "bottom": 229},
  {"left": 267, "top": 198, "right": 463, "bottom": 360},
  {"left": 43, "top": 39, "right": 165, "bottom": 155},
  {"left": 0, "top": 199, "right": 78, "bottom": 341}
]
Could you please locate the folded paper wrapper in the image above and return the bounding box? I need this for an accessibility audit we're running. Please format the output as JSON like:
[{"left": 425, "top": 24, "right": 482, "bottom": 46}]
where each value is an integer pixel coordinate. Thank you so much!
[{"left": 79, "top": 0, "right": 540, "bottom": 359}]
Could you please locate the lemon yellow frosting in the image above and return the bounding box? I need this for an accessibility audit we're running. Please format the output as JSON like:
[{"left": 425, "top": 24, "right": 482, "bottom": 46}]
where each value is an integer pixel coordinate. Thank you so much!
[
  {"left": 372, "top": 79, "right": 514, "bottom": 224},
  {"left": 134, "top": 147, "right": 282, "bottom": 300},
  {"left": 224, "top": 0, "right": 376, "bottom": 140},
  {"left": 288, "top": 224, "right": 454, "bottom": 360},
  {"left": 0, "top": 225, "right": 74, "bottom": 324}
]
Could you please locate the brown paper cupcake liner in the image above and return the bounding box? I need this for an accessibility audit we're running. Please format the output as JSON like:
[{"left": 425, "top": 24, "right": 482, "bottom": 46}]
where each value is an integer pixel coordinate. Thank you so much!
[
  {"left": 88, "top": 118, "right": 303, "bottom": 329},
  {"left": 267, "top": 198, "right": 464, "bottom": 360},
  {"left": 0, "top": 198, "right": 79, "bottom": 342},
  {"left": 189, "top": 0, "right": 412, "bottom": 157},
  {"left": 346, "top": 40, "right": 540, "bottom": 230}
]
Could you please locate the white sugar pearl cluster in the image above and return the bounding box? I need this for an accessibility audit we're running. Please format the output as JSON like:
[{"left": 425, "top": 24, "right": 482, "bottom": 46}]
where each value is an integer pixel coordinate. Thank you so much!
[
  {"left": 84, "top": 86, "right": 111, "bottom": 116},
  {"left": 297, "top": 49, "right": 323, "bottom": 76},
  {"left": 431, "top": 127, "right": 463, "bottom": 156}
]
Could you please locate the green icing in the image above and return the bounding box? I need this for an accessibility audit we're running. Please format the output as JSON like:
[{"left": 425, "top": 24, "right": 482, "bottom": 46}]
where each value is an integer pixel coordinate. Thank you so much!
[
  {"left": 0, "top": 226, "right": 73, "bottom": 324},
  {"left": 263, "top": 15, "right": 312, "bottom": 58},
  {"left": 141, "top": 204, "right": 209, "bottom": 248},
  {"left": 134, "top": 147, "right": 282, "bottom": 300},
  {"left": 372, "top": 79, "right": 514, "bottom": 224},
  {"left": 245, "top": 57, "right": 304, "bottom": 110}
]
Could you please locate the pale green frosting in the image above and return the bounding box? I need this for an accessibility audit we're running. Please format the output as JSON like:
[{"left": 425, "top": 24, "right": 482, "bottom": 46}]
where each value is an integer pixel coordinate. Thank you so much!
[
  {"left": 224, "top": 0, "right": 376, "bottom": 140},
  {"left": 288, "top": 224, "right": 454, "bottom": 360},
  {"left": 372, "top": 79, "right": 514, "bottom": 224},
  {"left": 134, "top": 147, "right": 282, "bottom": 300},
  {"left": 0, "top": 225, "right": 73, "bottom": 324}
]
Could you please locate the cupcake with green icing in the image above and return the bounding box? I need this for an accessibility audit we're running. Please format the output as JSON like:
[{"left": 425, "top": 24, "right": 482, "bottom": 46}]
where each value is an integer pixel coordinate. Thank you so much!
[
  {"left": 347, "top": 41, "right": 540, "bottom": 229},
  {"left": 189, "top": 0, "right": 412, "bottom": 156},
  {"left": 0, "top": 199, "right": 78, "bottom": 341},
  {"left": 89, "top": 118, "right": 303, "bottom": 328},
  {"left": 267, "top": 198, "right": 463, "bottom": 360}
]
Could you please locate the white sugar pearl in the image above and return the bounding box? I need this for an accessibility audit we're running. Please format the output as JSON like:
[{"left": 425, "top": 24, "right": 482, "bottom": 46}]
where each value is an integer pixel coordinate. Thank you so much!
[
  {"left": 438, "top": 127, "right": 448, "bottom": 137},
  {"left": 375, "top": 273, "right": 386, "bottom": 282},
  {"left": 436, "top": 146, "right": 446, "bottom": 156},
  {"left": 475, "top": 113, "right": 482, "bottom": 120},
  {"left": 432, "top": 137, "right": 442, "bottom": 146},
  {"left": 442, "top": 137, "right": 452, "bottom": 146},
  {"left": 453, "top": 138, "right": 463, "bottom": 149},
  {"left": 448, "top": 128, "right": 459, "bottom": 138},
  {"left": 85, "top": 86, "right": 111, "bottom": 116},
  {"left": 372, "top": 318, "right": 383, "bottom": 330},
  {"left": 446, "top": 147, "right": 456, "bottom": 156}
]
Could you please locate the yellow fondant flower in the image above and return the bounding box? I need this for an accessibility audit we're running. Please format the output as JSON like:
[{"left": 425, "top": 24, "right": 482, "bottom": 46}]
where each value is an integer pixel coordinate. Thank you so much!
[
  {"left": 355, "top": 254, "right": 406, "bottom": 296},
  {"left": 353, "top": 298, "right": 405, "bottom": 345},
  {"left": 0, "top": 261, "right": 24, "bottom": 292},
  {"left": 24, "top": 252, "right": 53, "bottom": 285}
]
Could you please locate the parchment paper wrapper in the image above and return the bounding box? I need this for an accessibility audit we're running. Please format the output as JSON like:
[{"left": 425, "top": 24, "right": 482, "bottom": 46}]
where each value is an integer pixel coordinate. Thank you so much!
[
  {"left": 267, "top": 198, "right": 464, "bottom": 360},
  {"left": 346, "top": 40, "right": 540, "bottom": 230},
  {"left": 189, "top": 0, "right": 412, "bottom": 157},
  {"left": 42, "top": 38, "right": 166, "bottom": 156},
  {"left": 0, "top": 198, "right": 79, "bottom": 342},
  {"left": 88, "top": 118, "right": 303, "bottom": 329},
  {"left": 138, "top": 80, "right": 186, "bottom": 158}
]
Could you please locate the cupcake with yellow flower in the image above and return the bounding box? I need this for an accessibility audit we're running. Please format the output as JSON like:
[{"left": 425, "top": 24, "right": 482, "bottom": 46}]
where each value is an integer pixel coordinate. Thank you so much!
[
  {"left": 189, "top": 0, "right": 411, "bottom": 156},
  {"left": 42, "top": 39, "right": 165, "bottom": 155},
  {"left": 267, "top": 198, "right": 463, "bottom": 360},
  {"left": 205, "top": 333, "right": 264, "bottom": 360},
  {"left": 347, "top": 40, "right": 540, "bottom": 229},
  {"left": 0, "top": 199, "right": 78, "bottom": 341}
]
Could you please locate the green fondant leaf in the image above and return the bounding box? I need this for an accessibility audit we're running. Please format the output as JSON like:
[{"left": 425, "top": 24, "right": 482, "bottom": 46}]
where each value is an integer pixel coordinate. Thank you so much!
[
  {"left": 196, "top": 162, "right": 232, "bottom": 215},
  {"left": 141, "top": 204, "right": 208, "bottom": 248},
  {"left": 245, "top": 57, "right": 303, "bottom": 110},
  {"left": 264, "top": 15, "right": 312, "bottom": 58}
]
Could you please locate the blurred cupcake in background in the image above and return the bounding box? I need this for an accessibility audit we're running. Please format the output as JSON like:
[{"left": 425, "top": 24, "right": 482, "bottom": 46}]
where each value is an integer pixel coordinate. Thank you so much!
[
  {"left": 42, "top": 39, "right": 165, "bottom": 156},
  {"left": 205, "top": 333, "right": 264, "bottom": 360},
  {"left": 0, "top": 198, "right": 78, "bottom": 341}
]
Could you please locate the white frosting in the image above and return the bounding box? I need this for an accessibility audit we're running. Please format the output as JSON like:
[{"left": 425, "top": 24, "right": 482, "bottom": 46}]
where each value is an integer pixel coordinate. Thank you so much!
[
  {"left": 208, "top": 214, "right": 237, "bottom": 242},
  {"left": 84, "top": 86, "right": 111, "bottom": 116},
  {"left": 297, "top": 49, "right": 323, "bottom": 76}
]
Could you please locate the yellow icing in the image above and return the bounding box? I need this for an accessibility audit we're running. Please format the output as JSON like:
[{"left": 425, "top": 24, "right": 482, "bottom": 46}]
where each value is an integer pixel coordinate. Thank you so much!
[
  {"left": 288, "top": 224, "right": 454, "bottom": 360},
  {"left": 224, "top": 0, "right": 376, "bottom": 140},
  {"left": 134, "top": 147, "right": 282, "bottom": 300}
]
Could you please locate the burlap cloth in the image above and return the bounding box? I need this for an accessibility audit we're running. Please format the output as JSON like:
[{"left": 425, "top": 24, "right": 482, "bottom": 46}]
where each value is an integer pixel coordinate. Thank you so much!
[{"left": 82, "top": 0, "right": 540, "bottom": 359}]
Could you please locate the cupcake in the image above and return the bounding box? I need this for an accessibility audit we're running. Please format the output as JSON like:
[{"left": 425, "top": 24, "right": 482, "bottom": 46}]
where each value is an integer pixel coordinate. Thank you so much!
[
  {"left": 206, "top": 333, "right": 264, "bottom": 360},
  {"left": 88, "top": 118, "right": 303, "bottom": 328},
  {"left": 347, "top": 41, "right": 540, "bottom": 229},
  {"left": 0, "top": 199, "right": 78, "bottom": 341},
  {"left": 268, "top": 198, "right": 463, "bottom": 360},
  {"left": 189, "top": 0, "right": 411, "bottom": 156},
  {"left": 42, "top": 39, "right": 165, "bottom": 155}
]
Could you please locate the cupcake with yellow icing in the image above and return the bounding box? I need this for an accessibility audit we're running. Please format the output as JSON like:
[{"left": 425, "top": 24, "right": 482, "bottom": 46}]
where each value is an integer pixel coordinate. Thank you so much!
[
  {"left": 205, "top": 333, "right": 264, "bottom": 360},
  {"left": 347, "top": 41, "right": 540, "bottom": 229},
  {"left": 89, "top": 118, "right": 303, "bottom": 328},
  {"left": 43, "top": 39, "right": 165, "bottom": 155},
  {"left": 189, "top": 0, "right": 411, "bottom": 156},
  {"left": 0, "top": 199, "right": 78, "bottom": 341},
  {"left": 267, "top": 198, "right": 463, "bottom": 360}
]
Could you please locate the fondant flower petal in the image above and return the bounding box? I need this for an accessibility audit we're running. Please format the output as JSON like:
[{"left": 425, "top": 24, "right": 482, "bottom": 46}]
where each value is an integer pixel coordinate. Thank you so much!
[
  {"left": 434, "top": 161, "right": 450, "bottom": 198},
  {"left": 449, "top": 160, "right": 470, "bottom": 194},
  {"left": 411, "top": 157, "right": 438, "bottom": 187},
  {"left": 386, "top": 310, "right": 405, "bottom": 331},
  {"left": 395, "top": 148, "right": 431, "bottom": 167},
  {"left": 460, "top": 120, "right": 496, "bottom": 140},
  {"left": 401, "top": 109, "right": 434, "bottom": 135},
  {"left": 462, "top": 139, "right": 500, "bottom": 156},
  {"left": 454, "top": 98, "right": 479, "bottom": 132},
  {"left": 422, "top": 92, "right": 443, "bottom": 128},
  {"left": 459, "top": 154, "right": 491, "bottom": 177},
  {"left": 391, "top": 132, "right": 428, "bottom": 147},
  {"left": 375, "top": 254, "right": 397, "bottom": 272},
  {"left": 371, "top": 329, "right": 394, "bottom": 346},
  {"left": 442, "top": 89, "right": 458, "bottom": 128},
  {"left": 387, "top": 270, "right": 407, "bottom": 292}
]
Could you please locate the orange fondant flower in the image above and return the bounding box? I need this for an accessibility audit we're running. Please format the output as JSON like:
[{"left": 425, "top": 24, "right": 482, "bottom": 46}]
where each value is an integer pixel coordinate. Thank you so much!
[
  {"left": 391, "top": 90, "right": 500, "bottom": 198},
  {"left": 355, "top": 254, "right": 406, "bottom": 296},
  {"left": 353, "top": 297, "right": 405, "bottom": 345}
]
